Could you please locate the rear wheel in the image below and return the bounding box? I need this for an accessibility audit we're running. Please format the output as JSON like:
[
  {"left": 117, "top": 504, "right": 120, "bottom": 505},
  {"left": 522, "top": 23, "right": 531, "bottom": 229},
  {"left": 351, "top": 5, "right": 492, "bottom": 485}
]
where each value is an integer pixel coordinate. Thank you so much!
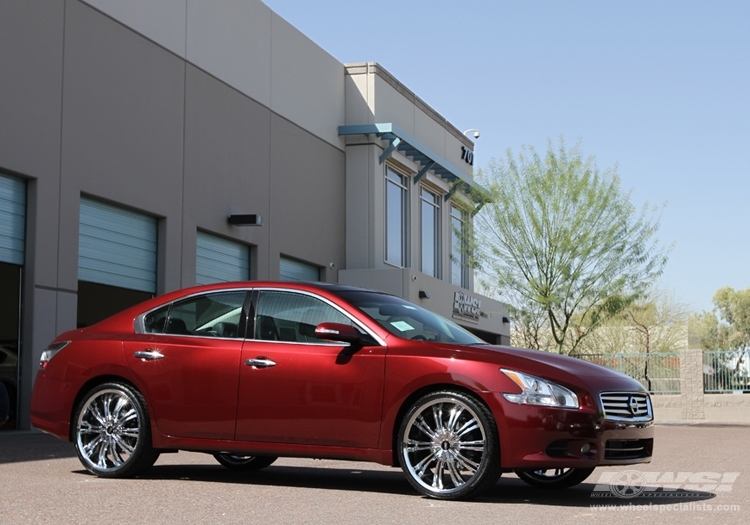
[
  {"left": 213, "top": 453, "right": 277, "bottom": 471},
  {"left": 73, "top": 382, "right": 159, "bottom": 478},
  {"left": 398, "top": 390, "right": 501, "bottom": 500},
  {"left": 514, "top": 467, "right": 595, "bottom": 489}
]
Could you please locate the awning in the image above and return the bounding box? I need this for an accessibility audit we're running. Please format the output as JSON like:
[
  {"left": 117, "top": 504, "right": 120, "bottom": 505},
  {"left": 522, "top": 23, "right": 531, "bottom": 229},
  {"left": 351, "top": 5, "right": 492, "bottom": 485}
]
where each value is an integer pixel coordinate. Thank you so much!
[{"left": 338, "top": 123, "right": 490, "bottom": 209}]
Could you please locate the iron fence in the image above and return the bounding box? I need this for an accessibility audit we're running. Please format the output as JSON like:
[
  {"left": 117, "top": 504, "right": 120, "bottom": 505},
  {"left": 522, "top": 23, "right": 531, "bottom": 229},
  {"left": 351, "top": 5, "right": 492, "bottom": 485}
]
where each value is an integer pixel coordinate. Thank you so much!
[
  {"left": 575, "top": 352, "right": 681, "bottom": 394},
  {"left": 703, "top": 350, "right": 750, "bottom": 393}
]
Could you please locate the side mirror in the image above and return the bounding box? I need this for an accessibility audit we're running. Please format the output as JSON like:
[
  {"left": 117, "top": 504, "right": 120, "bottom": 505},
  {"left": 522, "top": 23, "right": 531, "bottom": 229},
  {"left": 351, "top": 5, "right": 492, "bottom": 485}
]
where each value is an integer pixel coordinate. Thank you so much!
[{"left": 313, "top": 322, "right": 361, "bottom": 344}]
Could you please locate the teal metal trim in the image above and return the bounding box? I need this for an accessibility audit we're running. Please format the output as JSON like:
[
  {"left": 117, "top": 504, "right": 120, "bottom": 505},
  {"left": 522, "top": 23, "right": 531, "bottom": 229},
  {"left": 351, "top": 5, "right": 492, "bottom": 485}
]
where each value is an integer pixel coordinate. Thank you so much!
[
  {"left": 413, "top": 160, "right": 435, "bottom": 184},
  {"left": 471, "top": 201, "right": 487, "bottom": 216},
  {"left": 444, "top": 183, "right": 462, "bottom": 202},
  {"left": 338, "top": 123, "right": 492, "bottom": 206},
  {"left": 379, "top": 137, "right": 401, "bottom": 164},
  {"left": 339, "top": 123, "right": 469, "bottom": 184}
]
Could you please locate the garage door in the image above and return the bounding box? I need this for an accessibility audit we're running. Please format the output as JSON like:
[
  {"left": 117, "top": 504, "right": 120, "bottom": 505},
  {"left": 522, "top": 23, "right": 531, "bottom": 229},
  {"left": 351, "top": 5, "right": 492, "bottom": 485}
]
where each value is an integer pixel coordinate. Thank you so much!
[
  {"left": 0, "top": 174, "right": 25, "bottom": 265},
  {"left": 279, "top": 257, "right": 319, "bottom": 282},
  {"left": 196, "top": 231, "right": 250, "bottom": 284},
  {"left": 78, "top": 198, "right": 157, "bottom": 293}
]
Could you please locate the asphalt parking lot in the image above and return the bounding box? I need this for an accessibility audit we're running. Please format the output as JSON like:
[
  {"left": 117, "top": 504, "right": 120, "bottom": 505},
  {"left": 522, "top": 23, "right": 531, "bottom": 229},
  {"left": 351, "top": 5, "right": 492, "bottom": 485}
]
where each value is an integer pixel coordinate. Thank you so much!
[{"left": 1, "top": 424, "right": 748, "bottom": 525}]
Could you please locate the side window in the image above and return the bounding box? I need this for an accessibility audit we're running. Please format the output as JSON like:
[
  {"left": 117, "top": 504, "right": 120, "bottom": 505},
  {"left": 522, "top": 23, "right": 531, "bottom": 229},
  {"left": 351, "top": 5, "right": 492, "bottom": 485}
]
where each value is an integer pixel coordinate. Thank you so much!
[
  {"left": 255, "top": 291, "right": 352, "bottom": 343},
  {"left": 143, "top": 291, "right": 246, "bottom": 338}
]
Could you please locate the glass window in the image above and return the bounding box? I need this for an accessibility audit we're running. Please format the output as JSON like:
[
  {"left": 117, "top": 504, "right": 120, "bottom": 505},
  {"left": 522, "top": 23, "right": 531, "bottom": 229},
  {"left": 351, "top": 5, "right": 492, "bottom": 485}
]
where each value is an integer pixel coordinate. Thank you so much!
[
  {"left": 335, "top": 290, "right": 484, "bottom": 345},
  {"left": 451, "top": 204, "right": 469, "bottom": 288},
  {"left": 420, "top": 187, "right": 440, "bottom": 278},
  {"left": 255, "top": 291, "right": 352, "bottom": 343},
  {"left": 144, "top": 291, "right": 246, "bottom": 338},
  {"left": 385, "top": 168, "right": 408, "bottom": 267}
]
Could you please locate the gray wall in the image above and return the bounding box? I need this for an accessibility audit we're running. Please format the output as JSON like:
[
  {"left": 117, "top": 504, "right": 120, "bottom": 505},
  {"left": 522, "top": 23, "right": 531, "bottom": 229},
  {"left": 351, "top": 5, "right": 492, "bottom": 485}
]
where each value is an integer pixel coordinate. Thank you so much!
[{"left": 0, "top": 0, "right": 347, "bottom": 428}]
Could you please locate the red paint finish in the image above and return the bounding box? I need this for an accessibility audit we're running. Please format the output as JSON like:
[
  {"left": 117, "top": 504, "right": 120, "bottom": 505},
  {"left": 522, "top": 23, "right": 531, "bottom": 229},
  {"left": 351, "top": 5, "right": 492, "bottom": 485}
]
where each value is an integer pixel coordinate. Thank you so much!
[
  {"left": 236, "top": 339, "right": 386, "bottom": 447},
  {"left": 123, "top": 335, "right": 242, "bottom": 440},
  {"left": 31, "top": 281, "right": 655, "bottom": 480}
]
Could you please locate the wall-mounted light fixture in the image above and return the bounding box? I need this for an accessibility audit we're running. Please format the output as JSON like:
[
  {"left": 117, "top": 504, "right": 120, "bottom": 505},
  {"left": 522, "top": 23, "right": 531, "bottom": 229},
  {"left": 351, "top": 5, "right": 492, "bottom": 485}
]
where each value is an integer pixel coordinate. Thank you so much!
[
  {"left": 419, "top": 290, "right": 430, "bottom": 299},
  {"left": 227, "top": 214, "right": 263, "bottom": 226},
  {"left": 502, "top": 317, "right": 510, "bottom": 324}
]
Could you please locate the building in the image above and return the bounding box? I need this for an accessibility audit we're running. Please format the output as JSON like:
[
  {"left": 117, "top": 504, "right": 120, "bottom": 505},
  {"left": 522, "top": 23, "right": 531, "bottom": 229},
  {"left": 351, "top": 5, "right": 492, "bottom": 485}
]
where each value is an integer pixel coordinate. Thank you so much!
[{"left": 0, "top": 0, "right": 509, "bottom": 431}]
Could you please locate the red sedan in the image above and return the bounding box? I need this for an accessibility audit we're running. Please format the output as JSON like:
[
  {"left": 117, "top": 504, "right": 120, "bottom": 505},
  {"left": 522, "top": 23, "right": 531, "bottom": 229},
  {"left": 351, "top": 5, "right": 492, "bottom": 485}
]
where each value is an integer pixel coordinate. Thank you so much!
[{"left": 31, "top": 281, "right": 653, "bottom": 500}]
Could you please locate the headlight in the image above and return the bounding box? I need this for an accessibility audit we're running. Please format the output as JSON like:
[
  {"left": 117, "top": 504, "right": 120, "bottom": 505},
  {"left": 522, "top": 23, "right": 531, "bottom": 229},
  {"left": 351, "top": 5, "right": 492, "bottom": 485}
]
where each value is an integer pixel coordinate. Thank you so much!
[
  {"left": 39, "top": 341, "right": 70, "bottom": 370},
  {"left": 501, "top": 369, "right": 579, "bottom": 409}
]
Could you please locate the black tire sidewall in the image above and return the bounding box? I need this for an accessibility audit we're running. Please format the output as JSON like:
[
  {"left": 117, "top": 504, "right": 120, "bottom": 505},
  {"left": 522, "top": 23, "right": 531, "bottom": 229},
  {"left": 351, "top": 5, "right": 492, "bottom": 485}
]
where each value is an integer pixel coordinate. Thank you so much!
[
  {"left": 73, "top": 382, "right": 158, "bottom": 478},
  {"left": 213, "top": 453, "right": 278, "bottom": 471},
  {"left": 397, "top": 390, "right": 501, "bottom": 500},
  {"left": 514, "top": 467, "right": 595, "bottom": 489}
]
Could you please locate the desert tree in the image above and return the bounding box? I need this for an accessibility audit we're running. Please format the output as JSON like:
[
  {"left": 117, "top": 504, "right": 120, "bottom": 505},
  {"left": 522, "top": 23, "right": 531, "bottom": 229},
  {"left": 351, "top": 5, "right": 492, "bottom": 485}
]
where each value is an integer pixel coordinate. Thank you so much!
[{"left": 474, "top": 138, "right": 669, "bottom": 355}]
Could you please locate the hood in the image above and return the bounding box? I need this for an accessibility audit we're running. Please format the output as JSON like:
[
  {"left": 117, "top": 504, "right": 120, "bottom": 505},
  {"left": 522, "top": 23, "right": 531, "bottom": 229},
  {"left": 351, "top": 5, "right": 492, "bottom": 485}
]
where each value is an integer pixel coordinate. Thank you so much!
[{"left": 450, "top": 344, "right": 646, "bottom": 393}]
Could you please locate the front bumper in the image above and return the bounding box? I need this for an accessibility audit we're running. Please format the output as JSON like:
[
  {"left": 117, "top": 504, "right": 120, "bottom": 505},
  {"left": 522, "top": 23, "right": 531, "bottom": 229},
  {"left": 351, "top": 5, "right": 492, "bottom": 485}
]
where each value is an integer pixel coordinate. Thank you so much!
[{"left": 491, "top": 392, "right": 654, "bottom": 470}]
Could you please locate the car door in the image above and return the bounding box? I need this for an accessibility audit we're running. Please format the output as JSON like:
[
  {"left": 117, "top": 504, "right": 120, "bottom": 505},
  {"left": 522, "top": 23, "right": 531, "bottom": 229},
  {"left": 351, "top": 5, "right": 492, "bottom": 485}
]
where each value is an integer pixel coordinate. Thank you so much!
[
  {"left": 124, "top": 290, "right": 247, "bottom": 440},
  {"left": 235, "top": 289, "right": 386, "bottom": 448}
]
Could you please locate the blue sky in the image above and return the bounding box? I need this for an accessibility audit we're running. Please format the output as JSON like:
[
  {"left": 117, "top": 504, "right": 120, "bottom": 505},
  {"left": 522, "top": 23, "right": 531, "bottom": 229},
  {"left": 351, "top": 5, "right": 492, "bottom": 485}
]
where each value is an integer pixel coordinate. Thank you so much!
[{"left": 263, "top": 0, "right": 749, "bottom": 313}]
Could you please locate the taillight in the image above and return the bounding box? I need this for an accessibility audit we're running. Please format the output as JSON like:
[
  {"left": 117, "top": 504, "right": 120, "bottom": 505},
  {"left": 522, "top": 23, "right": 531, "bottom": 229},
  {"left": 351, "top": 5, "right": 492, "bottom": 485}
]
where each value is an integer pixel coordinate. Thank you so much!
[{"left": 39, "top": 341, "right": 70, "bottom": 370}]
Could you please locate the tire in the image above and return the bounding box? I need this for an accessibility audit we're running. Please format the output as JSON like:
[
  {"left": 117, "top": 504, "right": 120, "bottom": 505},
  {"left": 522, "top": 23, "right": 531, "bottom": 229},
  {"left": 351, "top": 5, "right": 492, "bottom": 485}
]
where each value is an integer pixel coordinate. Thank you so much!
[
  {"left": 213, "top": 453, "right": 278, "bottom": 471},
  {"left": 73, "top": 382, "right": 159, "bottom": 478},
  {"left": 514, "top": 467, "right": 595, "bottom": 489},
  {"left": 398, "top": 390, "right": 501, "bottom": 500}
]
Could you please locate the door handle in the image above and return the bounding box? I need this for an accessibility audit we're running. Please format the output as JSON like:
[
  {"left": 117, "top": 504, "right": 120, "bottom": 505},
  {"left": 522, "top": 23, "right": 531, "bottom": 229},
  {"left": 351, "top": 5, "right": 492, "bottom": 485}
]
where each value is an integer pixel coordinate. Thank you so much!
[
  {"left": 245, "top": 357, "right": 276, "bottom": 369},
  {"left": 134, "top": 349, "right": 165, "bottom": 361}
]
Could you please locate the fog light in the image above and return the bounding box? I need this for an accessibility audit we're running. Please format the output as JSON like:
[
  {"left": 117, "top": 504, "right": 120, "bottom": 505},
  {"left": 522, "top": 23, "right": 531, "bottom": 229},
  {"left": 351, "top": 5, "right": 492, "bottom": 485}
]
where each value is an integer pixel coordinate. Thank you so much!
[{"left": 581, "top": 443, "right": 597, "bottom": 457}]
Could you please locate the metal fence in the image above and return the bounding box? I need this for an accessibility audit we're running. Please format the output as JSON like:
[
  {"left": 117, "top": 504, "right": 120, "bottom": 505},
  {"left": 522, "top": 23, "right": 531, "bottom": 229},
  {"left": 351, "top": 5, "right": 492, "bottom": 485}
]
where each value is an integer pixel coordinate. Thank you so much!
[
  {"left": 575, "top": 352, "right": 681, "bottom": 394},
  {"left": 703, "top": 350, "right": 750, "bottom": 393}
]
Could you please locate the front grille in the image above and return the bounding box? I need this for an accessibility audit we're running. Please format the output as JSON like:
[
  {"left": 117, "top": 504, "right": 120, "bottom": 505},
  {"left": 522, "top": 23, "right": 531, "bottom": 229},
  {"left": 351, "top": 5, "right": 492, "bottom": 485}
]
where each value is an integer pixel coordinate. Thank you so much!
[
  {"left": 605, "top": 438, "right": 653, "bottom": 460},
  {"left": 600, "top": 392, "right": 653, "bottom": 421}
]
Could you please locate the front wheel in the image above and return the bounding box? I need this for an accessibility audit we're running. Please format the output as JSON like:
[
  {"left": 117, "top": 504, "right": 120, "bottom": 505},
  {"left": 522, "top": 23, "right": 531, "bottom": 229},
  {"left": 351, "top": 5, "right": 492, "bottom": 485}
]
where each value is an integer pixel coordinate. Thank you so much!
[
  {"left": 398, "top": 390, "right": 501, "bottom": 500},
  {"left": 73, "top": 382, "right": 159, "bottom": 478},
  {"left": 213, "top": 453, "right": 277, "bottom": 471},
  {"left": 514, "top": 467, "right": 595, "bottom": 489}
]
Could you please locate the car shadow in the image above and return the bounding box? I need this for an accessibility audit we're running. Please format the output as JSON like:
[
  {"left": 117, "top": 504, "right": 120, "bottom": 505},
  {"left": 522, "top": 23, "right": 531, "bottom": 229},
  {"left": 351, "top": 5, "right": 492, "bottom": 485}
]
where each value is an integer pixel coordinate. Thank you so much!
[
  {"left": 96, "top": 462, "right": 716, "bottom": 506},
  {"left": 0, "top": 432, "right": 77, "bottom": 464}
]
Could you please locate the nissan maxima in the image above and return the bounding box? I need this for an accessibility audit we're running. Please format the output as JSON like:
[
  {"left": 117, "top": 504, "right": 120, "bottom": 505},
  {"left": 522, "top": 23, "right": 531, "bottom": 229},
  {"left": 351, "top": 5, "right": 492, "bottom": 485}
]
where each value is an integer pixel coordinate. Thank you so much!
[{"left": 31, "top": 281, "right": 653, "bottom": 500}]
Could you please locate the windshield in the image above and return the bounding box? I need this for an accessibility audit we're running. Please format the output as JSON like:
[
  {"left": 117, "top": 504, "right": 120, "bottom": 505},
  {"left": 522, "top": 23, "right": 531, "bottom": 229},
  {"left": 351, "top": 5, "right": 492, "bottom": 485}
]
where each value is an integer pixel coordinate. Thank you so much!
[{"left": 334, "top": 290, "right": 485, "bottom": 345}]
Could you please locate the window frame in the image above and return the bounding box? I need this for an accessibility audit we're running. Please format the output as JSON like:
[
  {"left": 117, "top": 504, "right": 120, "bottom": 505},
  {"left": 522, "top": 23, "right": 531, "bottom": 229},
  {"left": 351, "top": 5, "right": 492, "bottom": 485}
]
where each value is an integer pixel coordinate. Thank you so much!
[
  {"left": 385, "top": 166, "right": 409, "bottom": 268},
  {"left": 138, "top": 289, "right": 251, "bottom": 339},
  {"left": 419, "top": 185, "right": 441, "bottom": 278},
  {"left": 450, "top": 203, "right": 470, "bottom": 288},
  {"left": 248, "top": 288, "right": 385, "bottom": 346}
]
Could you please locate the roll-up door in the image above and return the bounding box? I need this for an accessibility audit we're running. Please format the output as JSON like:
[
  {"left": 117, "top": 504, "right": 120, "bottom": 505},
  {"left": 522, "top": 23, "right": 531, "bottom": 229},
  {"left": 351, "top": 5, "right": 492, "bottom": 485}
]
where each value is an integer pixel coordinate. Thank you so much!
[
  {"left": 196, "top": 231, "right": 250, "bottom": 284},
  {"left": 0, "top": 174, "right": 26, "bottom": 266},
  {"left": 279, "top": 257, "right": 319, "bottom": 282},
  {"left": 78, "top": 198, "right": 157, "bottom": 293}
]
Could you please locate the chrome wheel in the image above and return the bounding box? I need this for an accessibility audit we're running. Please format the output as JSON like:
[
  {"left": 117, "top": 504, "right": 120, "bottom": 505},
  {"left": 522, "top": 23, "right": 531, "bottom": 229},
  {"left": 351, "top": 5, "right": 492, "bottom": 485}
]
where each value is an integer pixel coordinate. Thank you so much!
[
  {"left": 398, "top": 391, "right": 500, "bottom": 500},
  {"left": 514, "top": 467, "right": 595, "bottom": 489},
  {"left": 213, "top": 453, "right": 277, "bottom": 471},
  {"left": 74, "top": 383, "right": 158, "bottom": 478}
]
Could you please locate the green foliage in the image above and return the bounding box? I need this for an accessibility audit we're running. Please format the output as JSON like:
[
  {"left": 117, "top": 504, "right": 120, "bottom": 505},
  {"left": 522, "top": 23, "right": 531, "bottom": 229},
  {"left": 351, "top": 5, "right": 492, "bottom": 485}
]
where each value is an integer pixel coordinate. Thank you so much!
[
  {"left": 692, "top": 287, "right": 750, "bottom": 352},
  {"left": 578, "top": 291, "right": 688, "bottom": 356},
  {"left": 692, "top": 287, "right": 750, "bottom": 391},
  {"left": 474, "top": 138, "right": 669, "bottom": 354}
]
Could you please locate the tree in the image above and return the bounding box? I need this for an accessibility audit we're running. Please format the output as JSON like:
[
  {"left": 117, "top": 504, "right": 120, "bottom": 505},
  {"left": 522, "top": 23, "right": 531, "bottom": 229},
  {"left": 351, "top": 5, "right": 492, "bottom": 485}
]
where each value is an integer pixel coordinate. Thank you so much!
[
  {"left": 690, "top": 287, "right": 750, "bottom": 391},
  {"left": 474, "top": 138, "right": 669, "bottom": 355},
  {"left": 575, "top": 291, "right": 687, "bottom": 392},
  {"left": 691, "top": 287, "right": 750, "bottom": 353},
  {"left": 579, "top": 290, "right": 688, "bottom": 354}
]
